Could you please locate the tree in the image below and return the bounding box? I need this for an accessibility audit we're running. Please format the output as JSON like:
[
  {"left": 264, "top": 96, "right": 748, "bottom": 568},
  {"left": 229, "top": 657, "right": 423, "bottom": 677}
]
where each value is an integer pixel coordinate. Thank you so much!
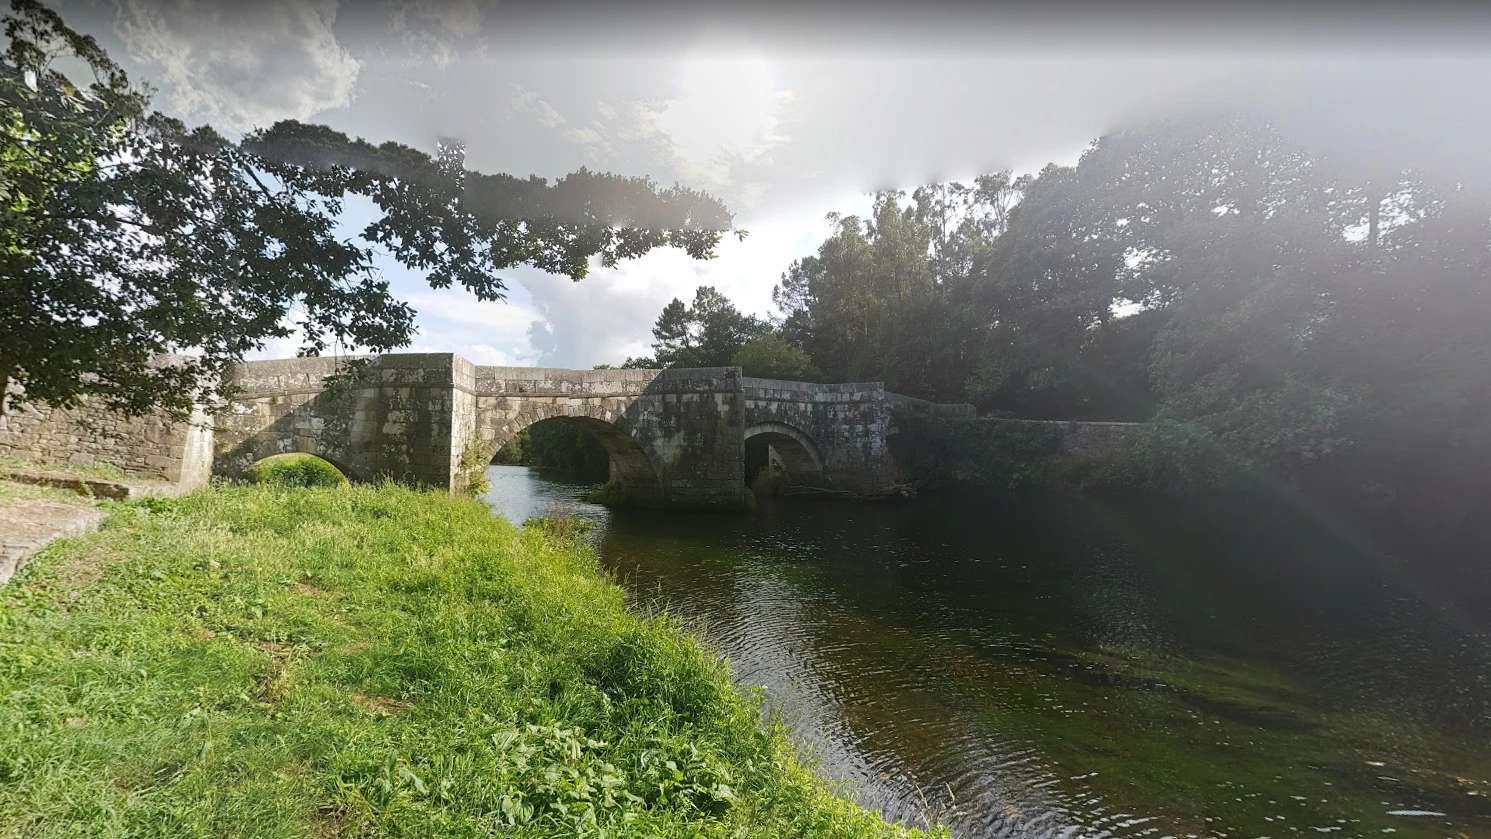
[
  {"left": 0, "top": 1, "right": 734, "bottom": 418},
  {"left": 733, "top": 333, "right": 818, "bottom": 380},
  {"left": 764, "top": 110, "right": 1490, "bottom": 516},
  {"left": 637, "top": 286, "right": 768, "bottom": 369},
  {"left": 770, "top": 195, "right": 971, "bottom": 399},
  {"left": 648, "top": 298, "right": 694, "bottom": 365}
]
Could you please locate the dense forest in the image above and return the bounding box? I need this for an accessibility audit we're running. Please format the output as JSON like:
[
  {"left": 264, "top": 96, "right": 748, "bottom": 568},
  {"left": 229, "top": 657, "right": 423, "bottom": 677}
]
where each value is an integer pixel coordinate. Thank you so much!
[{"left": 506, "top": 114, "right": 1491, "bottom": 524}]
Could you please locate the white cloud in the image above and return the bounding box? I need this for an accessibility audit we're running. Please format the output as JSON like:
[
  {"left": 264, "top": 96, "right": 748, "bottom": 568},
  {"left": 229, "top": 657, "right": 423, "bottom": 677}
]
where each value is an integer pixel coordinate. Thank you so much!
[
  {"left": 505, "top": 47, "right": 794, "bottom": 212},
  {"left": 400, "top": 289, "right": 540, "bottom": 365},
  {"left": 508, "top": 85, "right": 617, "bottom": 162},
  {"left": 651, "top": 48, "right": 793, "bottom": 193},
  {"left": 386, "top": 0, "right": 484, "bottom": 69},
  {"left": 113, "top": 0, "right": 361, "bottom": 131},
  {"left": 517, "top": 264, "right": 681, "bottom": 368},
  {"left": 514, "top": 191, "right": 872, "bottom": 369}
]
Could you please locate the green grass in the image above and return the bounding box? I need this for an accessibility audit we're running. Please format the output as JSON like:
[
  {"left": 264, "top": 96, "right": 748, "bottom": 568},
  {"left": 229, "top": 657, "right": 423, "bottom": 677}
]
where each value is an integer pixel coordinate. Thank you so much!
[
  {"left": 244, "top": 453, "right": 349, "bottom": 488},
  {"left": 0, "top": 484, "right": 933, "bottom": 838},
  {"left": 0, "top": 456, "right": 128, "bottom": 481},
  {"left": 0, "top": 478, "right": 95, "bottom": 506}
]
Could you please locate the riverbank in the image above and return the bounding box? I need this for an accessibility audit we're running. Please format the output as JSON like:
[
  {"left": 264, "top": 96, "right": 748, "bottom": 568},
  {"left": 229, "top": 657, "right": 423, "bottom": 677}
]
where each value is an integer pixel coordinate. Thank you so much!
[{"left": 0, "top": 484, "right": 937, "bottom": 838}]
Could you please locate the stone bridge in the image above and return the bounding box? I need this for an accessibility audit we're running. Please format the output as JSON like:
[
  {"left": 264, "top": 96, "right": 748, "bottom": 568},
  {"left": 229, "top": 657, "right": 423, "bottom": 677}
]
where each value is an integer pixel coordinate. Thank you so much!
[
  {"left": 1, "top": 352, "right": 1168, "bottom": 510},
  {"left": 211, "top": 353, "right": 976, "bottom": 510}
]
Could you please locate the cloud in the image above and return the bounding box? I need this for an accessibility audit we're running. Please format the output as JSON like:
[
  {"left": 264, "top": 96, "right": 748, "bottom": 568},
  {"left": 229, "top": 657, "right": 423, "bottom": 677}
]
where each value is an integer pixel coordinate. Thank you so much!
[
  {"left": 652, "top": 51, "right": 794, "bottom": 190},
  {"left": 385, "top": 0, "right": 485, "bottom": 69},
  {"left": 112, "top": 0, "right": 361, "bottom": 130},
  {"left": 504, "top": 46, "right": 794, "bottom": 212},
  {"left": 508, "top": 85, "right": 616, "bottom": 161},
  {"left": 515, "top": 193, "right": 873, "bottom": 369},
  {"left": 517, "top": 264, "right": 680, "bottom": 368},
  {"left": 399, "top": 288, "right": 540, "bottom": 365}
]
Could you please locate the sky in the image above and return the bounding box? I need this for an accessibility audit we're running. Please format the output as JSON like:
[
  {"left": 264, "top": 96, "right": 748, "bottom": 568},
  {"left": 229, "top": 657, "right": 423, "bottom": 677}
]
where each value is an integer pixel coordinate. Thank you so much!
[{"left": 47, "top": 0, "right": 1491, "bottom": 368}]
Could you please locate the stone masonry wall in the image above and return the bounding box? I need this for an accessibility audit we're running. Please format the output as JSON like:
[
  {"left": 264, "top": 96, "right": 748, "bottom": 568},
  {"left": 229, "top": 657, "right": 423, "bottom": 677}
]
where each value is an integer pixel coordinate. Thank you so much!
[
  {"left": 221, "top": 358, "right": 754, "bottom": 508},
  {"left": 980, "top": 418, "right": 1144, "bottom": 459},
  {"left": 461, "top": 366, "right": 747, "bottom": 510},
  {"left": 634, "top": 368, "right": 745, "bottom": 509},
  {"left": 215, "top": 356, "right": 381, "bottom": 480},
  {"left": 742, "top": 378, "right": 897, "bottom": 494},
  {"left": 216, "top": 354, "right": 466, "bottom": 488},
  {"left": 884, "top": 391, "right": 977, "bottom": 432},
  {"left": 0, "top": 390, "right": 211, "bottom": 487}
]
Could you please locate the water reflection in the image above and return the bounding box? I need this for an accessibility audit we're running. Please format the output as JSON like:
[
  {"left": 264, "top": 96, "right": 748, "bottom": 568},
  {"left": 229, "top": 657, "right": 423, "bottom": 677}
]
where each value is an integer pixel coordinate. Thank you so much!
[{"left": 481, "top": 464, "right": 1491, "bottom": 838}]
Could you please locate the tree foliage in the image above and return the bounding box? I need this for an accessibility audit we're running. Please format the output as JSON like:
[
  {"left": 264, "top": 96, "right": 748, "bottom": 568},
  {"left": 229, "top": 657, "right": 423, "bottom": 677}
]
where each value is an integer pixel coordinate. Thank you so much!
[
  {"left": 0, "top": 0, "right": 732, "bottom": 418},
  {"left": 624, "top": 286, "right": 770, "bottom": 369},
  {"left": 751, "top": 113, "right": 1491, "bottom": 513},
  {"left": 492, "top": 421, "right": 610, "bottom": 483},
  {"left": 732, "top": 333, "right": 818, "bottom": 381}
]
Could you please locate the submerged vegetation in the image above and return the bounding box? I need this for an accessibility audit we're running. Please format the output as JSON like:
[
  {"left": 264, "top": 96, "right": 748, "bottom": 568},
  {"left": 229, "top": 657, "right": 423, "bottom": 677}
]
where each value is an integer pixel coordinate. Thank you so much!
[{"left": 0, "top": 485, "right": 935, "bottom": 838}]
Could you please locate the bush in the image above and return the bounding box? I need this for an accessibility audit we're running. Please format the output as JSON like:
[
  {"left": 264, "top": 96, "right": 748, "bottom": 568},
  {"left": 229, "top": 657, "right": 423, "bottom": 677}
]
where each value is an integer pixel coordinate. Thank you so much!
[
  {"left": 244, "top": 453, "right": 349, "bottom": 488},
  {"left": 585, "top": 479, "right": 626, "bottom": 507}
]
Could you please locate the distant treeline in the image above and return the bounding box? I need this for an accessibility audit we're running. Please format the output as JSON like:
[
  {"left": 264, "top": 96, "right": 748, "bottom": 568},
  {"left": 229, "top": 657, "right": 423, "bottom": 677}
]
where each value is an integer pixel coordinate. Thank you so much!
[
  {"left": 519, "top": 114, "right": 1491, "bottom": 525},
  {"left": 625, "top": 114, "right": 1491, "bottom": 519},
  {"left": 493, "top": 423, "right": 610, "bottom": 483}
]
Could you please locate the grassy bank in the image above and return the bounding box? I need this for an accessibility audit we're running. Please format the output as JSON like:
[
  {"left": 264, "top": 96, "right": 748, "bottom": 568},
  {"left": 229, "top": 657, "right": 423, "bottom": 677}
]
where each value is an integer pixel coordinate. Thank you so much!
[{"left": 0, "top": 484, "right": 934, "bottom": 838}]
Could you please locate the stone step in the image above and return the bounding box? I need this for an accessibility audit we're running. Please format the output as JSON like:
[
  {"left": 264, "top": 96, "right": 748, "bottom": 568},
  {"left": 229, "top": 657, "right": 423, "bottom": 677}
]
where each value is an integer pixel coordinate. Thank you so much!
[{"left": 0, "top": 467, "right": 188, "bottom": 502}]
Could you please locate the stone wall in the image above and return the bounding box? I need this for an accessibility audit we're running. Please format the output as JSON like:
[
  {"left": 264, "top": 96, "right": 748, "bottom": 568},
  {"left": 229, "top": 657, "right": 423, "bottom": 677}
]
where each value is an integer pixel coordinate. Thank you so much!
[
  {"left": 215, "top": 355, "right": 379, "bottom": 480},
  {"left": 742, "top": 378, "right": 898, "bottom": 493},
  {"left": 884, "top": 391, "right": 977, "bottom": 432},
  {"left": 460, "top": 366, "right": 747, "bottom": 509},
  {"left": 218, "top": 357, "right": 754, "bottom": 509},
  {"left": 979, "top": 418, "right": 1144, "bottom": 459},
  {"left": 216, "top": 354, "right": 470, "bottom": 488},
  {"left": 0, "top": 390, "right": 211, "bottom": 488}
]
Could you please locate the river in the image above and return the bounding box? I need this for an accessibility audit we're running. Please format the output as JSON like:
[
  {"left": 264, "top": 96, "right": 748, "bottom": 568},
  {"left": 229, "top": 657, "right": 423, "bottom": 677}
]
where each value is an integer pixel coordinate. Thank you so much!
[{"left": 480, "top": 464, "right": 1491, "bottom": 839}]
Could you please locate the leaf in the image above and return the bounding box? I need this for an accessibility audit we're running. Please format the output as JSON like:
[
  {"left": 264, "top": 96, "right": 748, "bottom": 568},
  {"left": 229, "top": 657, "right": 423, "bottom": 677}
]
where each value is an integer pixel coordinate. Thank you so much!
[{"left": 396, "top": 763, "right": 427, "bottom": 796}]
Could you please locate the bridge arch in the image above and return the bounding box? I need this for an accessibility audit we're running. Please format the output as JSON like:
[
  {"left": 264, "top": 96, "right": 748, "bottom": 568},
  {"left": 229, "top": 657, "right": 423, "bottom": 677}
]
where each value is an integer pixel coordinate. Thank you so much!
[
  {"left": 478, "top": 403, "right": 668, "bottom": 506},
  {"left": 743, "top": 421, "right": 826, "bottom": 486}
]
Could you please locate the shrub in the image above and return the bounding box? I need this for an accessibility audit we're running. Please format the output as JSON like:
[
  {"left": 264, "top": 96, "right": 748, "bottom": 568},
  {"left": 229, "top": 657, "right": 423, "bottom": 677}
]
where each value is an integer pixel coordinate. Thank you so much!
[
  {"left": 244, "top": 453, "right": 349, "bottom": 488},
  {"left": 585, "top": 479, "right": 626, "bottom": 506}
]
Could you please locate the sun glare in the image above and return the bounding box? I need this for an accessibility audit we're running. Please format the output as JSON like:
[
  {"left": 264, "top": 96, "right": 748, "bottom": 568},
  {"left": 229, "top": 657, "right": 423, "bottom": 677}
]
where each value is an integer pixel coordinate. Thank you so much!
[{"left": 657, "top": 45, "right": 783, "bottom": 183}]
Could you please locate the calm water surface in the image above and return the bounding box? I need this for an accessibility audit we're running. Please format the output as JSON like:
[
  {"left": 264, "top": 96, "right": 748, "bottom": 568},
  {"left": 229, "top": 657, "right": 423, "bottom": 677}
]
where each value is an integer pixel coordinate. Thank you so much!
[{"left": 481, "top": 464, "right": 1491, "bottom": 838}]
